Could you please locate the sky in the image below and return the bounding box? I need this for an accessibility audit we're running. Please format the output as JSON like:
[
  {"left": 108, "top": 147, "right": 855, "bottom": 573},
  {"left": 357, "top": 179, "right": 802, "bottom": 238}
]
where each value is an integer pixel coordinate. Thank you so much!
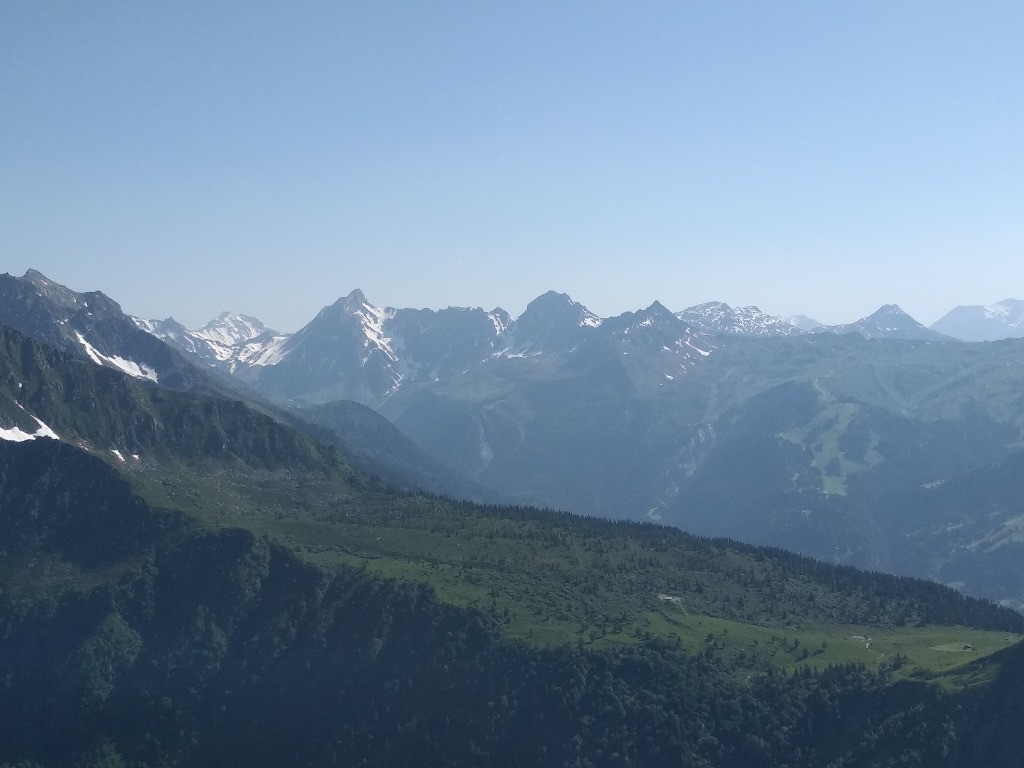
[{"left": 2, "top": 2, "right": 1023, "bottom": 332}]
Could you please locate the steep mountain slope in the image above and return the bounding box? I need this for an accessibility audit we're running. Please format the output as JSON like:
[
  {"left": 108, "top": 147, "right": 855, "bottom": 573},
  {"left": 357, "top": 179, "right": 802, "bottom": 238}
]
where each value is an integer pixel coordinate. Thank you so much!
[
  {"left": 0, "top": 270, "right": 212, "bottom": 391},
  {"left": 932, "top": 298, "right": 1024, "bottom": 341},
  {"left": 0, "top": 324, "right": 343, "bottom": 474}
]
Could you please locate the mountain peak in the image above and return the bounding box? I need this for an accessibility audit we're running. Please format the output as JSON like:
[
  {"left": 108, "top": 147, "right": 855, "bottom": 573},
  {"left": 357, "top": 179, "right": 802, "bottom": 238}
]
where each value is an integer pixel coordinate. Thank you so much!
[
  {"left": 631, "top": 301, "right": 679, "bottom": 327},
  {"left": 829, "top": 305, "right": 950, "bottom": 341},
  {"left": 677, "top": 301, "right": 800, "bottom": 337},
  {"left": 195, "top": 312, "right": 276, "bottom": 347},
  {"left": 14, "top": 269, "right": 84, "bottom": 310},
  {"left": 931, "top": 298, "right": 1024, "bottom": 341},
  {"left": 319, "top": 289, "right": 378, "bottom": 318},
  {"left": 345, "top": 288, "right": 368, "bottom": 305},
  {"left": 517, "top": 291, "right": 601, "bottom": 326},
  {"left": 872, "top": 304, "right": 906, "bottom": 316},
  {"left": 21, "top": 268, "right": 51, "bottom": 284},
  {"left": 499, "top": 291, "right": 601, "bottom": 355},
  {"left": 526, "top": 290, "right": 576, "bottom": 310}
]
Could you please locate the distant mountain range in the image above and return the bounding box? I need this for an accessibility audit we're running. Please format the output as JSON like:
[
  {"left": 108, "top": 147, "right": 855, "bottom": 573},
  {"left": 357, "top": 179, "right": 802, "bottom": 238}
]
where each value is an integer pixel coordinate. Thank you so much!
[
  {"left": 134, "top": 289, "right": 975, "bottom": 407},
  {"left": 9, "top": 268, "right": 1024, "bottom": 607},
  {"left": 133, "top": 280, "right": 1024, "bottom": 605}
]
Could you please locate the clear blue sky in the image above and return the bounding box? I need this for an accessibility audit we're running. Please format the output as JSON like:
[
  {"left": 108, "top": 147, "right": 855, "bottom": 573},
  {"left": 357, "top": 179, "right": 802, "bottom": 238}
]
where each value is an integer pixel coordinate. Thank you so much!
[{"left": 2, "top": 1, "right": 1023, "bottom": 331}]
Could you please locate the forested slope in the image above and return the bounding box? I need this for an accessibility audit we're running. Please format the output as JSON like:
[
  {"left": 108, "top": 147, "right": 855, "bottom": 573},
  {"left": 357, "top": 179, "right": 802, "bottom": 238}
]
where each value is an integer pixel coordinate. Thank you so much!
[{"left": 1, "top": 439, "right": 1023, "bottom": 767}]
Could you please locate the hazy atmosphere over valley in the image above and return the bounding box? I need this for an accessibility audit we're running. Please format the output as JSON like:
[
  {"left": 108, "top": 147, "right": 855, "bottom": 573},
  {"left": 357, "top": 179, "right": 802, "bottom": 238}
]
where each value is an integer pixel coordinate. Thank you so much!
[{"left": 4, "top": 3, "right": 1024, "bottom": 767}]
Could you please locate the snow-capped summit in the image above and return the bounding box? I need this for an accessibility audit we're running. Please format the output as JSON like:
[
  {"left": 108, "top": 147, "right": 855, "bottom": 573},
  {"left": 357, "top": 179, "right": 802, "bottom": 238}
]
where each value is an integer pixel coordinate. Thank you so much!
[
  {"left": 677, "top": 302, "right": 802, "bottom": 337},
  {"left": 134, "top": 311, "right": 280, "bottom": 367},
  {"left": 930, "top": 299, "right": 1024, "bottom": 341},
  {"left": 194, "top": 312, "right": 276, "bottom": 349}
]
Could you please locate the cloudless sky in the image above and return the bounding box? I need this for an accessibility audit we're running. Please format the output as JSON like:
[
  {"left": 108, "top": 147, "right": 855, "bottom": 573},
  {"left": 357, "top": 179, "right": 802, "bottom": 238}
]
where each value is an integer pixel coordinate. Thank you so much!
[{"left": 2, "top": 1, "right": 1023, "bottom": 331}]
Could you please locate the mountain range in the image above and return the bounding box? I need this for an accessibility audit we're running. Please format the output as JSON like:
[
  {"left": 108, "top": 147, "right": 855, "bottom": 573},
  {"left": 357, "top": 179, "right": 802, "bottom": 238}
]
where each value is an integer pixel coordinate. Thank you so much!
[
  {"left": 133, "top": 290, "right": 1024, "bottom": 414},
  {"left": 133, "top": 290, "right": 971, "bottom": 408},
  {"left": 135, "top": 276, "right": 1024, "bottom": 608},
  {"left": 6, "top": 268, "right": 1024, "bottom": 765},
  {"left": 9, "top": 267, "right": 1024, "bottom": 610}
]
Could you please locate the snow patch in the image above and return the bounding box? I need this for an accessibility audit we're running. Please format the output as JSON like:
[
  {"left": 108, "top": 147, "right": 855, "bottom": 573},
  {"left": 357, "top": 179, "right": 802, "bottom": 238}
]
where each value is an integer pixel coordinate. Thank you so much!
[
  {"left": 684, "top": 337, "right": 712, "bottom": 357},
  {"left": 0, "top": 414, "right": 60, "bottom": 443},
  {"left": 29, "top": 415, "right": 59, "bottom": 440},
  {"left": 237, "top": 335, "right": 292, "bottom": 367},
  {"left": 488, "top": 311, "right": 511, "bottom": 335},
  {"left": 194, "top": 313, "right": 271, "bottom": 348},
  {"left": 353, "top": 301, "right": 399, "bottom": 363},
  {"left": 74, "top": 332, "right": 159, "bottom": 381},
  {"left": 110, "top": 449, "right": 125, "bottom": 462}
]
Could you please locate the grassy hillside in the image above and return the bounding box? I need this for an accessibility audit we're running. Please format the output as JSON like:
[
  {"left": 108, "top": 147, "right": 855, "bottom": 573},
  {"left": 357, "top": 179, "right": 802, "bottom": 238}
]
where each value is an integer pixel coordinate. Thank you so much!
[{"left": 2, "top": 439, "right": 1023, "bottom": 767}]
